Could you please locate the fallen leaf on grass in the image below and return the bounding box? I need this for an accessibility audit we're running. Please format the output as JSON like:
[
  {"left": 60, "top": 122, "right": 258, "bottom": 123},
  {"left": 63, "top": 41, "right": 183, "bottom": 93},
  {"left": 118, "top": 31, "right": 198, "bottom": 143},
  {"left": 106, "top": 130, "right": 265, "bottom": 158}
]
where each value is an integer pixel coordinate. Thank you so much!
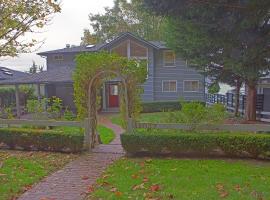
[
  {"left": 143, "top": 177, "right": 149, "bottom": 182},
  {"left": 149, "top": 184, "right": 160, "bottom": 192},
  {"left": 219, "top": 191, "right": 229, "bottom": 198},
  {"left": 115, "top": 191, "right": 123, "bottom": 197},
  {"left": 85, "top": 185, "right": 95, "bottom": 194},
  {"left": 234, "top": 184, "right": 241, "bottom": 192},
  {"left": 100, "top": 181, "right": 110, "bottom": 186},
  {"left": 132, "top": 183, "right": 145, "bottom": 190},
  {"left": 216, "top": 183, "right": 224, "bottom": 191},
  {"left": 140, "top": 162, "right": 145, "bottom": 167},
  {"left": 131, "top": 174, "right": 139, "bottom": 179},
  {"left": 110, "top": 187, "right": 118, "bottom": 192}
]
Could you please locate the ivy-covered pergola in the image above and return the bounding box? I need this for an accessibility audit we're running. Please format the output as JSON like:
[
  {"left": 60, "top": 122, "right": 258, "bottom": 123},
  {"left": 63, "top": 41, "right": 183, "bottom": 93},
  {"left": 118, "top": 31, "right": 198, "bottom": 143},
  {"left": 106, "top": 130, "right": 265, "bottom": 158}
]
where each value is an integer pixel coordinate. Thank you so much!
[{"left": 73, "top": 52, "right": 147, "bottom": 149}]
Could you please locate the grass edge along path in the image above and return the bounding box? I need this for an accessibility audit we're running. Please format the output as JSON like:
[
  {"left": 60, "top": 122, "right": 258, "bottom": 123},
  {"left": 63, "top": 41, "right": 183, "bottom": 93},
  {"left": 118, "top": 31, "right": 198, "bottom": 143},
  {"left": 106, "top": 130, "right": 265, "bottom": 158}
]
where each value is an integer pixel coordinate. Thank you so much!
[{"left": 0, "top": 150, "right": 78, "bottom": 200}]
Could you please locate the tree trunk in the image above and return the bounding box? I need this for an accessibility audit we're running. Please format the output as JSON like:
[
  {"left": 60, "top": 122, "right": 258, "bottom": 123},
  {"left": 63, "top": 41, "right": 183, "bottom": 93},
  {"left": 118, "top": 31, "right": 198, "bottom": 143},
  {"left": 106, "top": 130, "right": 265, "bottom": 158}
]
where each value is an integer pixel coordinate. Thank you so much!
[
  {"left": 234, "top": 79, "right": 241, "bottom": 117},
  {"left": 246, "top": 83, "right": 257, "bottom": 121}
]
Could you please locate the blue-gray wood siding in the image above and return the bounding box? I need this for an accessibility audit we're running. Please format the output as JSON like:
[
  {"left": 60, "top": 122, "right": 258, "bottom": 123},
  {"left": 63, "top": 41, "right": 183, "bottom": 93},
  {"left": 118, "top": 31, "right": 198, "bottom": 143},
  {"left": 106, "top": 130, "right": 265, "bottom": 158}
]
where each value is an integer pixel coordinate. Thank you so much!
[
  {"left": 153, "top": 50, "right": 205, "bottom": 102},
  {"left": 45, "top": 36, "right": 205, "bottom": 104},
  {"left": 47, "top": 53, "right": 76, "bottom": 70}
]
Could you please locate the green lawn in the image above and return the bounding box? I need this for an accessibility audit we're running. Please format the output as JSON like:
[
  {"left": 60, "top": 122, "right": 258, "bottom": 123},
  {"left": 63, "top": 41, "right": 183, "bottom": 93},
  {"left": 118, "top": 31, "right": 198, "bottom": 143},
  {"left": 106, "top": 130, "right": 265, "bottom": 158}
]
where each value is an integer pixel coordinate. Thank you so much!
[
  {"left": 0, "top": 150, "right": 78, "bottom": 200},
  {"left": 51, "top": 125, "right": 116, "bottom": 144},
  {"left": 87, "top": 158, "right": 270, "bottom": 200},
  {"left": 110, "top": 112, "right": 170, "bottom": 127}
]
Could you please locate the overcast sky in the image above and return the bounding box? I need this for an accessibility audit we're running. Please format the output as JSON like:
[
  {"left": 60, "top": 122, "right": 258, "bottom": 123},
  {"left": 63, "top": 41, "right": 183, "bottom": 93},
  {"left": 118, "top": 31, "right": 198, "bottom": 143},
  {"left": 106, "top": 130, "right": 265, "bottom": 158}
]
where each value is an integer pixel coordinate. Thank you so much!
[{"left": 0, "top": 0, "right": 114, "bottom": 72}]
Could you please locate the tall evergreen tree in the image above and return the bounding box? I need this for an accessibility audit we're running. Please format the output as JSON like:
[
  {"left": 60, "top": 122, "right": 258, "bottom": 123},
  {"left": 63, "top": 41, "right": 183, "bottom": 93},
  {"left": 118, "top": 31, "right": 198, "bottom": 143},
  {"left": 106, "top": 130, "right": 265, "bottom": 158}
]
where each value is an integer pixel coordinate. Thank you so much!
[
  {"left": 144, "top": 0, "right": 270, "bottom": 120},
  {"left": 83, "top": 0, "right": 165, "bottom": 43}
]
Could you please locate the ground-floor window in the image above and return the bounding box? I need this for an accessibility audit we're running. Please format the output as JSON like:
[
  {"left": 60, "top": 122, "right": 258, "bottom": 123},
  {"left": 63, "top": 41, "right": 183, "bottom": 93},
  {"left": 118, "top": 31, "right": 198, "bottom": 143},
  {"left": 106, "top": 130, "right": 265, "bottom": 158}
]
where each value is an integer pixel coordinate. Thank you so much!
[
  {"left": 162, "top": 80, "right": 177, "bottom": 92},
  {"left": 184, "top": 80, "right": 199, "bottom": 92}
]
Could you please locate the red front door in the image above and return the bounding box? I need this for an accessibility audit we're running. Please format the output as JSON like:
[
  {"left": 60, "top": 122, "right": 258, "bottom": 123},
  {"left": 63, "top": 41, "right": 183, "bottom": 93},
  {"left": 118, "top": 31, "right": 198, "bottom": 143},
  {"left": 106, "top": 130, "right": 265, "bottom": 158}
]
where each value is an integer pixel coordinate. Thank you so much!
[{"left": 108, "top": 84, "right": 119, "bottom": 107}]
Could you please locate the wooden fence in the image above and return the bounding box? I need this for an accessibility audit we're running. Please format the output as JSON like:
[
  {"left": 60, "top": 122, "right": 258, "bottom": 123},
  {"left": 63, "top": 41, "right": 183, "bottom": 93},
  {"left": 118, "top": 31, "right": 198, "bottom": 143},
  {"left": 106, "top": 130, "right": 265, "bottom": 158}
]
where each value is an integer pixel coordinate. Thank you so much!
[
  {"left": 206, "top": 93, "right": 270, "bottom": 122},
  {"left": 129, "top": 119, "right": 270, "bottom": 132},
  {"left": 0, "top": 118, "right": 91, "bottom": 149}
]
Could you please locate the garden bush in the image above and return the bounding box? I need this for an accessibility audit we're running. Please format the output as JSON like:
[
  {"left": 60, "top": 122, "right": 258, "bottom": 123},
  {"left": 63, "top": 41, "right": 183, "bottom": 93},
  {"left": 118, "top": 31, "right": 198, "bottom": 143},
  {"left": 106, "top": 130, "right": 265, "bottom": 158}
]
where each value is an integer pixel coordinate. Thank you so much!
[
  {"left": 141, "top": 101, "right": 181, "bottom": 113},
  {"left": 121, "top": 130, "right": 270, "bottom": 159},
  {"left": 0, "top": 128, "right": 84, "bottom": 153}
]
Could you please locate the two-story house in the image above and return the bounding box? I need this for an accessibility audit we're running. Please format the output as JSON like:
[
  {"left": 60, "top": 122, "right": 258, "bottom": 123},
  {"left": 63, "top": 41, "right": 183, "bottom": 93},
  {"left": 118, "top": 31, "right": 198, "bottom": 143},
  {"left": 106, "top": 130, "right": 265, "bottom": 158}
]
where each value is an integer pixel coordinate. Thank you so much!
[{"left": 0, "top": 32, "right": 205, "bottom": 112}]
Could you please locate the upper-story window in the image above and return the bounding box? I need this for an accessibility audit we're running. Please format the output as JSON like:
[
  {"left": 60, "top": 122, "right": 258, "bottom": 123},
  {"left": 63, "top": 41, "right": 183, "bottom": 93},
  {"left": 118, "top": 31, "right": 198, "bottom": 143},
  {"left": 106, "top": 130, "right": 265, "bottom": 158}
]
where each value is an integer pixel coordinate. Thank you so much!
[
  {"left": 53, "top": 54, "right": 64, "bottom": 61},
  {"left": 111, "top": 40, "right": 149, "bottom": 78},
  {"left": 163, "top": 50, "right": 176, "bottom": 67},
  {"left": 184, "top": 80, "right": 199, "bottom": 92},
  {"left": 111, "top": 41, "right": 128, "bottom": 57}
]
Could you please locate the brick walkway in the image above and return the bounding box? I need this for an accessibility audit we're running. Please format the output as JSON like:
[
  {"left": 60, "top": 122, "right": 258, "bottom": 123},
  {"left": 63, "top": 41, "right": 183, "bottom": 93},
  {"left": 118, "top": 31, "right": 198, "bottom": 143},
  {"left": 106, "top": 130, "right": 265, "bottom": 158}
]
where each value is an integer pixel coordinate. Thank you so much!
[{"left": 18, "top": 114, "right": 125, "bottom": 200}]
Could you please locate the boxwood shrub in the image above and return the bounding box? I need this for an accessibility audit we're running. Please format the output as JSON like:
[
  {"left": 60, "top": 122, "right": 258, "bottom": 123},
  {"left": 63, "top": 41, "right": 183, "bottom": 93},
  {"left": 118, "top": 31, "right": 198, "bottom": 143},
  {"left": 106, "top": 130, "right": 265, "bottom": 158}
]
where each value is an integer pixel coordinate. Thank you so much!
[
  {"left": 121, "top": 130, "right": 270, "bottom": 159},
  {"left": 0, "top": 128, "right": 84, "bottom": 153},
  {"left": 142, "top": 101, "right": 181, "bottom": 113}
]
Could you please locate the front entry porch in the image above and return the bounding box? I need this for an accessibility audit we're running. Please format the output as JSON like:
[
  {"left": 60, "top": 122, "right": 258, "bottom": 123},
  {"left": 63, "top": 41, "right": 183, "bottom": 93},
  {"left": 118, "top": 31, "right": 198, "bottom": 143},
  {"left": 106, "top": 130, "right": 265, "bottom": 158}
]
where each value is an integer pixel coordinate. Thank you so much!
[{"left": 101, "top": 81, "right": 120, "bottom": 112}]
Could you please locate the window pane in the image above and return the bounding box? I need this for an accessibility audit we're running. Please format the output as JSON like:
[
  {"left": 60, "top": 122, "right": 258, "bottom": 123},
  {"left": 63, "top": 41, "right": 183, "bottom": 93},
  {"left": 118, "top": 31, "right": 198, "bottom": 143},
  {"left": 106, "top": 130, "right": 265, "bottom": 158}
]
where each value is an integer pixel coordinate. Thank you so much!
[
  {"left": 111, "top": 41, "right": 128, "bottom": 57},
  {"left": 164, "top": 51, "right": 175, "bottom": 66},
  {"left": 163, "top": 82, "right": 170, "bottom": 91},
  {"left": 184, "top": 81, "right": 199, "bottom": 92},
  {"left": 163, "top": 81, "right": 176, "bottom": 92},
  {"left": 130, "top": 41, "right": 147, "bottom": 57},
  {"left": 170, "top": 81, "right": 176, "bottom": 91}
]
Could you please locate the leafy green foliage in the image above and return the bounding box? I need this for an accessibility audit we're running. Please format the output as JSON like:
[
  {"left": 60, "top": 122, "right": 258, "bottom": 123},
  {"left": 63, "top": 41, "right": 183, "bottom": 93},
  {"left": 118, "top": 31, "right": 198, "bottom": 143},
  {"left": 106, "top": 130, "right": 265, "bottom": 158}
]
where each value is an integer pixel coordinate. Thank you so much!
[
  {"left": 121, "top": 130, "right": 270, "bottom": 159},
  {"left": 0, "top": 0, "right": 61, "bottom": 57},
  {"left": 73, "top": 52, "right": 147, "bottom": 121},
  {"left": 87, "top": 158, "right": 270, "bottom": 200},
  {"left": 97, "top": 125, "right": 116, "bottom": 144},
  {"left": 144, "top": 0, "right": 270, "bottom": 120},
  {"left": 0, "top": 150, "right": 77, "bottom": 200},
  {"left": 86, "top": 0, "right": 165, "bottom": 43},
  {"left": 26, "top": 98, "right": 47, "bottom": 114},
  {"left": 47, "top": 96, "right": 63, "bottom": 119},
  {"left": 0, "top": 86, "right": 35, "bottom": 108},
  {"left": 141, "top": 101, "right": 181, "bottom": 113},
  {"left": 63, "top": 108, "right": 76, "bottom": 121},
  {"left": 208, "top": 82, "right": 220, "bottom": 94},
  {"left": 0, "top": 128, "right": 84, "bottom": 153},
  {"left": 168, "top": 102, "right": 227, "bottom": 129}
]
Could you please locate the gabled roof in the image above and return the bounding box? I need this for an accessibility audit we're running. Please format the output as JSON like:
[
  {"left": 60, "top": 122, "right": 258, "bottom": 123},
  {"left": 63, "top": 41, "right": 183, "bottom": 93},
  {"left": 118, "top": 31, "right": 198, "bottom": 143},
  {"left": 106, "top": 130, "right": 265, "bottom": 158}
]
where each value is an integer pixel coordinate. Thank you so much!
[
  {"left": 0, "top": 67, "right": 73, "bottom": 85},
  {"left": 37, "top": 32, "right": 168, "bottom": 56},
  {"left": 100, "top": 32, "right": 167, "bottom": 50},
  {"left": 0, "top": 67, "right": 30, "bottom": 82},
  {"left": 37, "top": 43, "right": 106, "bottom": 56}
]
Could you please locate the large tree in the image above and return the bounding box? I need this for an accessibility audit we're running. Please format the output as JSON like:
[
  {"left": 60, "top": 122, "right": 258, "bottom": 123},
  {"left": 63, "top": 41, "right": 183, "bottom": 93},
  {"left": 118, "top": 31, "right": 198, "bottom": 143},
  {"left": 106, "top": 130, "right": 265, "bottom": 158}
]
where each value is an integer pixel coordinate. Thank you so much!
[
  {"left": 82, "top": 0, "right": 165, "bottom": 43},
  {"left": 0, "top": 0, "right": 61, "bottom": 57},
  {"left": 144, "top": 0, "right": 270, "bottom": 121}
]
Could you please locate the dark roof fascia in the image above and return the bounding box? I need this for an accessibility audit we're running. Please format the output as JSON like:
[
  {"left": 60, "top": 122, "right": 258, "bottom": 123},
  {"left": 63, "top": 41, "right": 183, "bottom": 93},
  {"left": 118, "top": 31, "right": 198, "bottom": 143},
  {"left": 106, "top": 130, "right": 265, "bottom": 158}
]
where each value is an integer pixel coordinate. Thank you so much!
[
  {"left": 0, "top": 80, "right": 73, "bottom": 86},
  {"left": 101, "top": 32, "right": 161, "bottom": 50}
]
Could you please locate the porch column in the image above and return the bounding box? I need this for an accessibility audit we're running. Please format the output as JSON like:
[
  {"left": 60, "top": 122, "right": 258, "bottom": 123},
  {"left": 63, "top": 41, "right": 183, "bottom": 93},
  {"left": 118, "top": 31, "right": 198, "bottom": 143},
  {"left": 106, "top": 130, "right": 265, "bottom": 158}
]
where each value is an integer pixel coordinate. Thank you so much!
[
  {"left": 15, "top": 84, "right": 21, "bottom": 118},
  {"left": 102, "top": 83, "right": 107, "bottom": 110},
  {"left": 37, "top": 83, "right": 41, "bottom": 102}
]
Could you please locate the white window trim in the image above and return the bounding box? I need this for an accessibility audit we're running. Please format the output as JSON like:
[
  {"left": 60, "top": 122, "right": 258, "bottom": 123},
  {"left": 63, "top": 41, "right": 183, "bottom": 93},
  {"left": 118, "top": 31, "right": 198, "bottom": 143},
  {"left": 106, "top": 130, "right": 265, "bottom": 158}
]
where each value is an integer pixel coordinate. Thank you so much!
[
  {"left": 163, "top": 50, "right": 176, "bottom": 67},
  {"left": 183, "top": 80, "right": 200, "bottom": 92},
  {"left": 53, "top": 54, "right": 64, "bottom": 61},
  {"left": 162, "top": 80, "right": 177, "bottom": 92}
]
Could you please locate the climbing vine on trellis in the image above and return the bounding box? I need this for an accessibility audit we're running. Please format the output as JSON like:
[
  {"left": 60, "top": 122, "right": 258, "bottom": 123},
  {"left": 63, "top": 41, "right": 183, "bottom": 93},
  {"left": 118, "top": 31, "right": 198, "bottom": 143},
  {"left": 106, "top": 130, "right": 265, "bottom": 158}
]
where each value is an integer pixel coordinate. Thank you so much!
[{"left": 73, "top": 52, "right": 147, "bottom": 149}]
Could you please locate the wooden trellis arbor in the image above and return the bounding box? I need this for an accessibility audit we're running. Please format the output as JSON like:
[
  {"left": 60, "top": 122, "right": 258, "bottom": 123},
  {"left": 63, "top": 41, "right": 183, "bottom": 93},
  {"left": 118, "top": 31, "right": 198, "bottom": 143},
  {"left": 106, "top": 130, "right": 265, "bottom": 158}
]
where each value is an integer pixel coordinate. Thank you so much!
[{"left": 73, "top": 52, "right": 147, "bottom": 150}]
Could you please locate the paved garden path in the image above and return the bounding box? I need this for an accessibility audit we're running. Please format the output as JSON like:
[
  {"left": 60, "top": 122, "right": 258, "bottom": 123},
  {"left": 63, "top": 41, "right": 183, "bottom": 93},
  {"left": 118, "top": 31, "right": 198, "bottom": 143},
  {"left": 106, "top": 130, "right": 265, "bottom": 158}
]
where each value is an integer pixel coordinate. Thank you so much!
[{"left": 18, "top": 114, "right": 125, "bottom": 200}]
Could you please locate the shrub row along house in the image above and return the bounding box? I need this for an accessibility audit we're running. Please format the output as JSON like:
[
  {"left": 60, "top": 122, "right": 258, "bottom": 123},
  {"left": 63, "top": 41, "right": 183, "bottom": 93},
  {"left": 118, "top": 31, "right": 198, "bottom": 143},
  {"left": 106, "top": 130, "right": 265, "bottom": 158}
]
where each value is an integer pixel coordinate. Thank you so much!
[{"left": 0, "top": 32, "right": 205, "bottom": 115}]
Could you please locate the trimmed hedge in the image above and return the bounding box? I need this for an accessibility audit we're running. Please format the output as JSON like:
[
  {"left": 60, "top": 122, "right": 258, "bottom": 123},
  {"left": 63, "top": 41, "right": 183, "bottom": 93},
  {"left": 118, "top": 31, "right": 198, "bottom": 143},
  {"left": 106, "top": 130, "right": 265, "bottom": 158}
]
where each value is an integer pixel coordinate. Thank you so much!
[
  {"left": 121, "top": 131, "right": 270, "bottom": 159},
  {"left": 142, "top": 101, "right": 181, "bottom": 113},
  {"left": 0, "top": 128, "right": 84, "bottom": 153}
]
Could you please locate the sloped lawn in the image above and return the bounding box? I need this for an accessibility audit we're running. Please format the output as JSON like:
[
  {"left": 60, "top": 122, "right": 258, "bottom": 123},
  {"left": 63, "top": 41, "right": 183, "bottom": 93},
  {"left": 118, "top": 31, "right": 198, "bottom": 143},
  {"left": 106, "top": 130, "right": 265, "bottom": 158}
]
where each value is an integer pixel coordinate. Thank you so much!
[
  {"left": 0, "top": 150, "right": 78, "bottom": 200},
  {"left": 87, "top": 158, "right": 270, "bottom": 200}
]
